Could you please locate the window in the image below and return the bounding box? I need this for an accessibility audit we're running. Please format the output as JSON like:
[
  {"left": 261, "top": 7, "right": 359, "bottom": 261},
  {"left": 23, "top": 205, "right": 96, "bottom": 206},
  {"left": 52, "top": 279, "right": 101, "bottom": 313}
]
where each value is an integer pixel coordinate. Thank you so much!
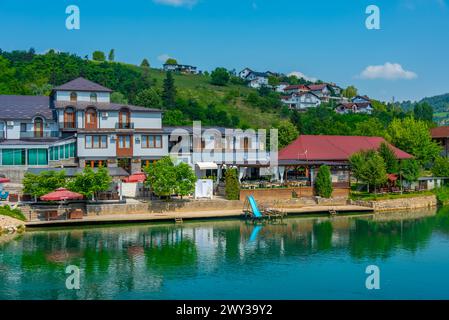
[
  {"left": 85, "top": 135, "right": 108, "bottom": 149},
  {"left": 70, "top": 92, "right": 77, "bottom": 102},
  {"left": 118, "top": 135, "right": 131, "bottom": 148},
  {"left": 34, "top": 117, "right": 43, "bottom": 138},
  {"left": 85, "top": 108, "right": 97, "bottom": 129},
  {"left": 64, "top": 107, "right": 76, "bottom": 128},
  {"left": 20, "top": 123, "right": 27, "bottom": 132},
  {"left": 1, "top": 149, "right": 26, "bottom": 165},
  {"left": 27, "top": 149, "right": 48, "bottom": 166},
  {"left": 69, "top": 143, "right": 76, "bottom": 157},
  {"left": 142, "top": 135, "right": 162, "bottom": 148},
  {"left": 90, "top": 93, "right": 97, "bottom": 103}
]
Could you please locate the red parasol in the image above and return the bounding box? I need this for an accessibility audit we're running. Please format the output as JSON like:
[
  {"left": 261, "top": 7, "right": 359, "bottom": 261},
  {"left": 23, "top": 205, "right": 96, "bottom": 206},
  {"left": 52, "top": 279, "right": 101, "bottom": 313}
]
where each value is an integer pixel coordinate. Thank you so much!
[
  {"left": 40, "top": 188, "right": 84, "bottom": 201},
  {"left": 0, "top": 177, "right": 10, "bottom": 183},
  {"left": 123, "top": 172, "right": 146, "bottom": 183}
]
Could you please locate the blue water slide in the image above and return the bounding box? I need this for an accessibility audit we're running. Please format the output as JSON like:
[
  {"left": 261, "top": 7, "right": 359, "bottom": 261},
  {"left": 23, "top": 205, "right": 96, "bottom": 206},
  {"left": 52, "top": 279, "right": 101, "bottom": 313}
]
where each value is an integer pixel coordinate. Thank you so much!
[{"left": 247, "top": 195, "right": 263, "bottom": 218}]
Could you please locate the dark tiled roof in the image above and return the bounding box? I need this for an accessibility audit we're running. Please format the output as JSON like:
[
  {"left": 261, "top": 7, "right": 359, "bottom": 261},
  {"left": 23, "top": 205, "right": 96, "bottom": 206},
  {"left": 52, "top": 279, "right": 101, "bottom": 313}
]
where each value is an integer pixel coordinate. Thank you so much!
[
  {"left": 0, "top": 95, "right": 53, "bottom": 120},
  {"left": 55, "top": 101, "right": 162, "bottom": 112},
  {"left": 53, "top": 77, "right": 113, "bottom": 92},
  {"left": 0, "top": 139, "right": 58, "bottom": 146}
]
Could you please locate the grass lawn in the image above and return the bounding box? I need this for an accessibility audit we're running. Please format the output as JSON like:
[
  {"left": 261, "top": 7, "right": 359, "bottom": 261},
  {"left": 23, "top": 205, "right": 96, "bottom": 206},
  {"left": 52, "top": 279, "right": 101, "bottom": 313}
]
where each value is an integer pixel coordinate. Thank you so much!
[{"left": 0, "top": 205, "right": 27, "bottom": 222}]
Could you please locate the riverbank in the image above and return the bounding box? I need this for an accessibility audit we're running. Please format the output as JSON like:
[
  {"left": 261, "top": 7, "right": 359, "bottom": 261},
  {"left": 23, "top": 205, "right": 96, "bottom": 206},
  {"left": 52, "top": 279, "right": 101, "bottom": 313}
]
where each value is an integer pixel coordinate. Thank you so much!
[{"left": 25, "top": 205, "right": 373, "bottom": 227}]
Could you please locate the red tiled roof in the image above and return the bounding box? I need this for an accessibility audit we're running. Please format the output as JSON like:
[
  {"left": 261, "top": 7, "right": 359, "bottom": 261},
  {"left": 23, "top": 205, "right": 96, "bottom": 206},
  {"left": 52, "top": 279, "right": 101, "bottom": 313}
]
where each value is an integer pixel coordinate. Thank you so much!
[
  {"left": 307, "top": 84, "right": 328, "bottom": 91},
  {"left": 430, "top": 126, "right": 449, "bottom": 138},
  {"left": 279, "top": 135, "right": 412, "bottom": 161},
  {"left": 284, "top": 85, "right": 309, "bottom": 91}
]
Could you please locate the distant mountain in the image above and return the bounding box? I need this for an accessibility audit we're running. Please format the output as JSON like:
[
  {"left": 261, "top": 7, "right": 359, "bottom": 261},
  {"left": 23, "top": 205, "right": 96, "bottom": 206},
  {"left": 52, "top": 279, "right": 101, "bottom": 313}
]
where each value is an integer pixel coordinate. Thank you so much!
[{"left": 399, "top": 93, "right": 449, "bottom": 125}]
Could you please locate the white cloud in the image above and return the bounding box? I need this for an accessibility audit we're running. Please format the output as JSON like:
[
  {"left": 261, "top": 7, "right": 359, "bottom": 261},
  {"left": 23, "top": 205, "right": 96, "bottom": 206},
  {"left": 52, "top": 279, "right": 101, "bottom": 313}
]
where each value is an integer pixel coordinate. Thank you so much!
[
  {"left": 157, "top": 53, "right": 172, "bottom": 62},
  {"left": 288, "top": 71, "right": 317, "bottom": 82},
  {"left": 358, "top": 62, "right": 417, "bottom": 80},
  {"left": 153, "top": 0, "right": 198, "bottom": 8}
]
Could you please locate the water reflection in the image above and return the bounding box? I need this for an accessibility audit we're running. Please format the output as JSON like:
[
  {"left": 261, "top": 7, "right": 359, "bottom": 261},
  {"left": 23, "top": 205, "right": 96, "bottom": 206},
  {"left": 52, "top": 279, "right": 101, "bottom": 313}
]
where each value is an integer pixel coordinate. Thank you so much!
[{"left": 1, "top": 208, "right": 449, "bottom": 299}]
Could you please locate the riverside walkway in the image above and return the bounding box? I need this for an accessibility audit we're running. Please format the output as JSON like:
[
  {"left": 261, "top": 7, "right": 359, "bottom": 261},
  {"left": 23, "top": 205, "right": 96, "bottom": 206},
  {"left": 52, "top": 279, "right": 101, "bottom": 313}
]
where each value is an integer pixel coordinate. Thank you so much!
[{"left": 25, "top": 205, "right": 373, "bottom": 227}]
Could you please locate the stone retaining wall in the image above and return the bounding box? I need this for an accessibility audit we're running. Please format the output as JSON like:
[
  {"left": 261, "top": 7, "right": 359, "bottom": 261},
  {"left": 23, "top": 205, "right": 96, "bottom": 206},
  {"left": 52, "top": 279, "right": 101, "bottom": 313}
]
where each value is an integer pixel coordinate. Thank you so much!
[{"left": 350, "top": 195, "right": 437, "bottom": 212}]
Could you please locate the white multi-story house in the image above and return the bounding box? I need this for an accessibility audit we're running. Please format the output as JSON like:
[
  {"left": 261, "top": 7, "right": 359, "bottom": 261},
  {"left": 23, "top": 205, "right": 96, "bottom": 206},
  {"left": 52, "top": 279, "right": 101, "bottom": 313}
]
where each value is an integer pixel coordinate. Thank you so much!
[
  {"left": 53, "top": 78, "right": 169, "bottom": 173},
  {"left": 0, "top": 77, "right": 169, "bottom": 181},
  {"left": 283, "top": 84, "right": 310, "bottom": 95},
  {"left": 281, "top": 92, "right": 321, "bottom": 110},
  {"left": 307, "top": 84, "right": 332, "bottom": 102}
]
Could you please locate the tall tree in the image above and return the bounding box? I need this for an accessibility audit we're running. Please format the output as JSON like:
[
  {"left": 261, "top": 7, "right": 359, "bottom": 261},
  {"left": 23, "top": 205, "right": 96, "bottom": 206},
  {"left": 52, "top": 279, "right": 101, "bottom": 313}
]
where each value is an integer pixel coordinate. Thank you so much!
[
  {"left": 108, "top": 49, "right": 115, "bottom": 62},
  {"left": 140, "top": 58, "right": 150, "bottom": 68},
  {"left": 165, "top": 58, "right": 178, "bottom": 65},
  {"left": 210, "top": 67, "right": 230, "bottom": 86},
  {"left": 162, "top": 71, "right": 176, "bottom": 109},
  {"left": 315, "top": 165, "right": 333, "bottom": 198},
  {"left": 92, "top": 50, "right": 106, "bottom": 61},
  {"left": 135, "top": 88, "right": 162, "bottom": 109},
  {"left": 277, "top": 120, "right": 299, "bottom": 148},
  {"left": 350, "top": 150, "right": 387, "bottom": 193},
  {"left": 413, "top": 102, "right": 433, "bottom": 123},
  {"left": 378, "top": 142, "right": 398, "bottom": 173},
  {"left": 387, "top": 117, "right": 441, "bottom": 165},
  {"left": 342, "top": 85, "right": 358, "bottom": 99}
]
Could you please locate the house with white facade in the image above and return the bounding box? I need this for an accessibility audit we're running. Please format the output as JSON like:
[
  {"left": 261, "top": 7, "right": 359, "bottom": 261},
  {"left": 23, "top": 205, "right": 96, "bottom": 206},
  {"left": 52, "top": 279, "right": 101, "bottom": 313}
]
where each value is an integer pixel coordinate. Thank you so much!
[
  {"left": 281, "top": 92, "right": 321, "bottom": 110},
  {"left": 283, "top": 84, "right": 310, "bottom": 95},
  {"left": 0, "top": 77, "right": 169, "bottom": 181},
  {"left": 307, "top": 83, "right": 332, "bottom": 102},
  {"left": 335, "top": 102, "right": 373, "bottom": 115},
  {"left": 163, "top": 63, "right": 198, "bottom": 74}
]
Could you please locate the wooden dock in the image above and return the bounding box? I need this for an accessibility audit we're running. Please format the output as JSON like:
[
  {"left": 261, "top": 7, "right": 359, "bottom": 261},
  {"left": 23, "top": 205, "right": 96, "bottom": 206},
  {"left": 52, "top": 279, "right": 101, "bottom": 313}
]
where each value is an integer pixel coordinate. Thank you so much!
[{"left": 25, "top": 205, "right": 373, "bottom": 228}]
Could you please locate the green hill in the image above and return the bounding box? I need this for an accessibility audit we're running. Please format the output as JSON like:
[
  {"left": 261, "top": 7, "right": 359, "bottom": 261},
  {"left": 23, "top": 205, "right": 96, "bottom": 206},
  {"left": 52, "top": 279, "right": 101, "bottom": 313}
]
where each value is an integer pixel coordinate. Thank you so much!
[{"left": 0, "top": 48, "right": 284, "bottom": 129}]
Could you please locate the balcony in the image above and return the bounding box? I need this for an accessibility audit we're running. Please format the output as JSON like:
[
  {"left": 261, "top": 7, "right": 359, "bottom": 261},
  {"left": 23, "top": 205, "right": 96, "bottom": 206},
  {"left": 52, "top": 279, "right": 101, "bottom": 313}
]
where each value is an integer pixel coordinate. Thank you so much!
[
  {"left": 59, "top": 122, "right": 78, "bottom": 130},
  {"left": 115, "top": 122, "right": 135, "bottom": 129},
  {"left": 20, "top": 131, "right": 60, "bottom": 139}
]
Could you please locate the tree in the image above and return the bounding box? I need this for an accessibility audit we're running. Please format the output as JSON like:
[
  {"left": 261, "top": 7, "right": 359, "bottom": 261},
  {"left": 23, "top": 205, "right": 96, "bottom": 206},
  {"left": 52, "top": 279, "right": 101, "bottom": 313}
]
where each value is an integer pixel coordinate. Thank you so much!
[
  {"left": 315, "top": 165, "right": 333, "bottom": 198},
  {"left": 110, "top": 92, "right": 128, "bottom": 104},
  {"left": 23, "top": 171, "right": 67, "bottom": 198},
  {"left": 413, "top": 102, "right": 433, "bottom": 123},
  {"left": 108, "top": 49, "right": 115, "bottom": 62},
  {"left": 67, "top": 166, "right": 111, "bottom": 200},
  {"left": 349, "top": 150, "right": 387, "bottom": 193},
  {"left": 378, "top": 142, "right": 398, "bottom": 173},
  {"left": 144, "top": 157, "right": 196, "bottom": 198},
  {"left": 387, "top": 117, "right": 441, "bottom": 165},
  {"left": 224, "top": 168, "right": 240, "bottom": 200},
  {"left": 268, "top": 75, "right": 280, "bottom": 87},
  {"left": 432, "top": 156, "right": 449, "bottom": 177},
  {"left": 400, "top": 159, "right": 420, "bottom": 186},
  {"left": 140, "top": 58, "right": 150, "bottom": 68},
  {"left": 165, "top": 58, "right": 178, "bottom": 65},
  {"left": 92, "top": 50, "right": 106, "bottom": 62},
  {"left": 135, "top": 88, "right": 162, "bottom": 109},
  {"left": 354, "top": 118, "right": 386, "bottom": 137},
  {"left": 175, "top": 162, "right": 197, "bottom": 198},
  {"left": 342, "top": 85, "right": 358, "bottom": 99},
  {"left": 277, "top": 120, "right": 299, "bottom": 148},
  {"left": 162, "top": 71, "right": 176, "bottom": 109},
  {"left": 210, "top": 67, "right": 230, "bottom": 86}
]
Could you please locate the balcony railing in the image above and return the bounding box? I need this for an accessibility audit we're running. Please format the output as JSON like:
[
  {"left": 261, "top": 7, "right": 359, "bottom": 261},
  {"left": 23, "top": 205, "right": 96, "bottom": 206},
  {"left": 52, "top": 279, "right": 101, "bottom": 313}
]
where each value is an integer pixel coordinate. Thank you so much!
[
  {"left": 20, "top": 131, "right": 60, "bottom": 139},
  {"left": 59, "top": 122, "right": 77, "bottom": 129},
  {"left": 115, "top": 122, "right": 135, "bottom": 129}
]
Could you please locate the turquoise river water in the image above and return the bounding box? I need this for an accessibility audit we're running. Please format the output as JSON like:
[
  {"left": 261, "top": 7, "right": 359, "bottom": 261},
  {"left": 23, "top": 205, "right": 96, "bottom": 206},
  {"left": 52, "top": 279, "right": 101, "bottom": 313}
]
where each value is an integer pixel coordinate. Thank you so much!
[{"left": 1, "top": 208, "right": 449, "bottom": 299}]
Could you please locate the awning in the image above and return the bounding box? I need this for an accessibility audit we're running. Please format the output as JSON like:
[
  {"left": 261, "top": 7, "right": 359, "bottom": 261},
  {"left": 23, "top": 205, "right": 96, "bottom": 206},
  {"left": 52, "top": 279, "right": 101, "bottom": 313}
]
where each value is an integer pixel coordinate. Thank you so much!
[{"left": 196, "top": 162, "right": 218, "bottom": 170}]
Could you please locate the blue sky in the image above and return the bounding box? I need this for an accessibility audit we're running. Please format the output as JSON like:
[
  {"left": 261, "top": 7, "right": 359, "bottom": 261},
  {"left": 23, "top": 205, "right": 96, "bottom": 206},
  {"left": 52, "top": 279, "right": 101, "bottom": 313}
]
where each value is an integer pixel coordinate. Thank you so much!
[{"left": 0, "top": 0, "right": 448, "bottom": 102}]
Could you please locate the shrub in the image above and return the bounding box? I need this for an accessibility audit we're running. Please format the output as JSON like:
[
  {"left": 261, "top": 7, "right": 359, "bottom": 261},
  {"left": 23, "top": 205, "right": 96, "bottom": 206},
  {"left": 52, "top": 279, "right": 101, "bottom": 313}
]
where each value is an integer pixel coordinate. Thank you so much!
[
  {"left": 434, "top": 187, "right": 449, "bottom": 205},
  {"left": 0, "top": 205, "right": 26, "bottom": 221},
  {"left": 432, "top": 156, "right": 449, "bottom": 177},
  {"left": 225, "top": 168, "right": 240, "bottom": 200},
  {"left": 315, "top": 165, "right": 333, "bottom": 198}
]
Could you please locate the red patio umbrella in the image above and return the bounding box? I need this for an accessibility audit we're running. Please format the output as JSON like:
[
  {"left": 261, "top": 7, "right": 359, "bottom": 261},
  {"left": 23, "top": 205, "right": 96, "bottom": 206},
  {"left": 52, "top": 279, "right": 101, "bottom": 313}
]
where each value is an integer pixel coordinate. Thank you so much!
[
  {"left": 123, "top": 172, "right": 147, "bottom": 183},
  {"left": 0, "top": 177, "right": 10, "bottom": 183},
  {"left": 40, "top": 188, "right": 84, "bottom": 201}
]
